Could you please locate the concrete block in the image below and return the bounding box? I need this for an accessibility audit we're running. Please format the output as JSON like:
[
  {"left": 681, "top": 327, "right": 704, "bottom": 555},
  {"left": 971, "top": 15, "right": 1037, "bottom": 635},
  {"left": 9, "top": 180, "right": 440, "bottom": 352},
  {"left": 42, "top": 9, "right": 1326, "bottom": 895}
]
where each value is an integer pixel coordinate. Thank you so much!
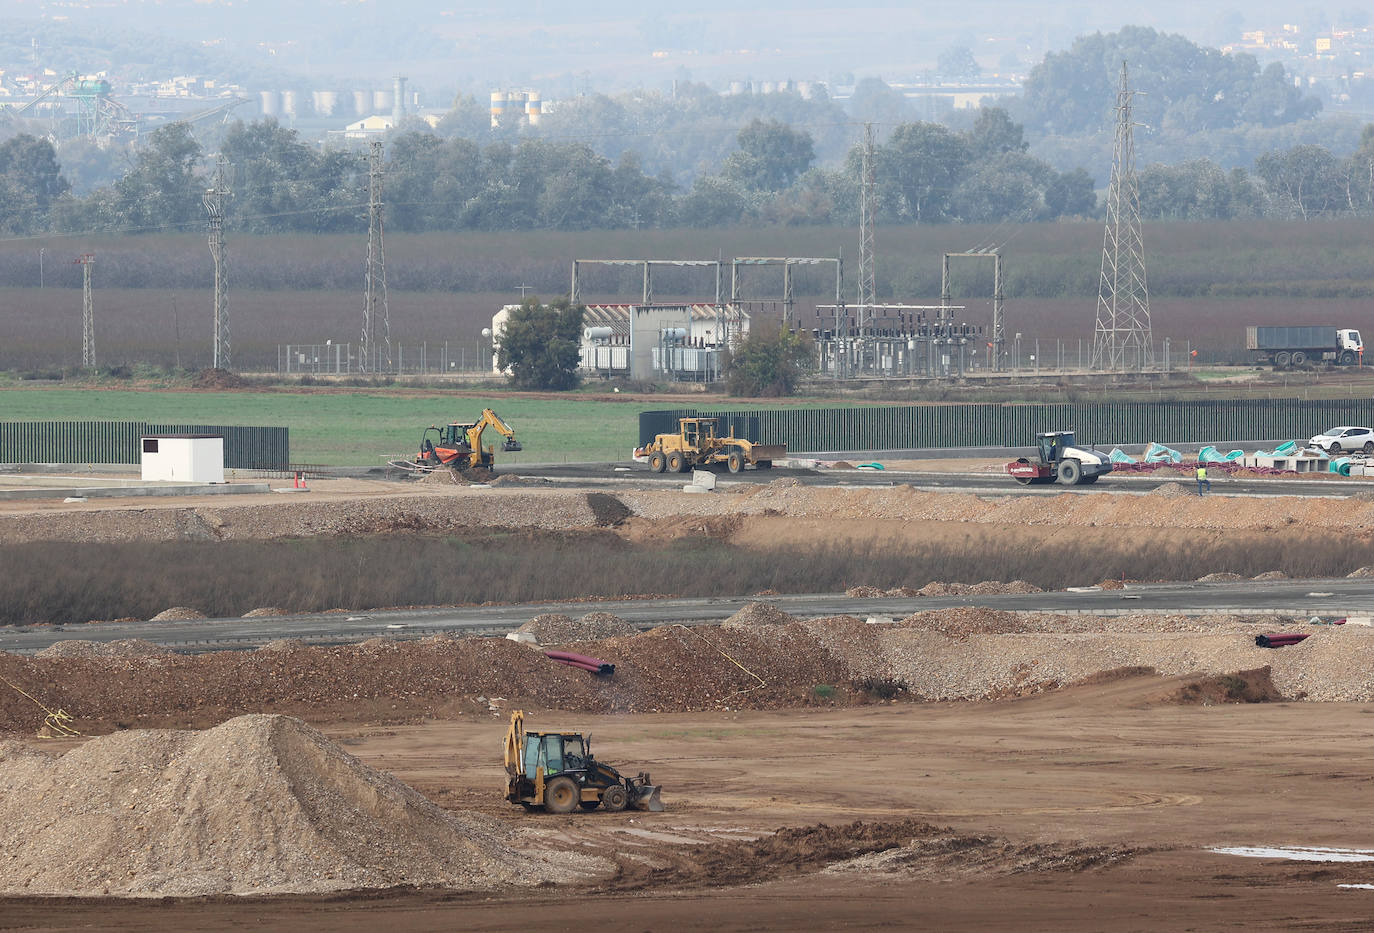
[
  {"left": 691, "top": 469, "right": 716, "bottom": 490},
  {"left": 682, "top": 484, "right": 710, "bottom": 494}
]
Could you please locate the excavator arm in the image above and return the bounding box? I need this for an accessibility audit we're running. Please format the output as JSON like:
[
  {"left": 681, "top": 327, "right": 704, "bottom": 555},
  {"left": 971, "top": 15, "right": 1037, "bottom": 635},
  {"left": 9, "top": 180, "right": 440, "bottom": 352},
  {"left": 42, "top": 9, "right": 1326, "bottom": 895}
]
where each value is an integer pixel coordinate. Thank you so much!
[
  {"left": 504, "top": 710, "right": 526, "bottom": 777},
  {"left": 465, "top": 408, "right": 522, "bottom": 454}
]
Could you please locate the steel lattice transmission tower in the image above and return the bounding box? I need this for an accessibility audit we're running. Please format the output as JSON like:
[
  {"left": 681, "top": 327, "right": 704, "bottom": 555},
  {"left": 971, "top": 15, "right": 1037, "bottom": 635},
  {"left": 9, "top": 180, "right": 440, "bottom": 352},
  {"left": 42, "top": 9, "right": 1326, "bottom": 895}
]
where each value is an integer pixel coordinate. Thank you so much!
[
  {"left": 360, "top": 140, "right": 391, "bottom": 373},
  {"left": 1091, "top": 62, "right": 1153, "bottom": 371},
  {"left": 204, "top": 155, "right": 231, "bottom": 370},
  {"left": 76, "top": 253, "right": 95, "bottom": 369},
  {"left": 857, "top": 122, "right": 878, "bottom": 338}
]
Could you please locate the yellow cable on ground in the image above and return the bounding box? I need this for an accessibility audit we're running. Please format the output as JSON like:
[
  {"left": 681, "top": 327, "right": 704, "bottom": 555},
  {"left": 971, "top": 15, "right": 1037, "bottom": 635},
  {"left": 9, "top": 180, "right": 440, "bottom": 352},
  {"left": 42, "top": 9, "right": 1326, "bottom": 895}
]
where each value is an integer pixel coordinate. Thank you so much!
[
  {"left": 0, "top": 671, "right": 82, "bottom": 737},
  {"left": 672, "top": 624, "right": 767, "bottom": 696}
]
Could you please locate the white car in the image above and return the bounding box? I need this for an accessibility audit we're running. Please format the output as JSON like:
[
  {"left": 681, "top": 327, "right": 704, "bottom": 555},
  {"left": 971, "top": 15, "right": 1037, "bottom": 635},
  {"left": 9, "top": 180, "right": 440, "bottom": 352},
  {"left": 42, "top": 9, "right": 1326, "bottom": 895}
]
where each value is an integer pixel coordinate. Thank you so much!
[{"left": 1309, "top": 426, "right": 1374, "bottom": 454}]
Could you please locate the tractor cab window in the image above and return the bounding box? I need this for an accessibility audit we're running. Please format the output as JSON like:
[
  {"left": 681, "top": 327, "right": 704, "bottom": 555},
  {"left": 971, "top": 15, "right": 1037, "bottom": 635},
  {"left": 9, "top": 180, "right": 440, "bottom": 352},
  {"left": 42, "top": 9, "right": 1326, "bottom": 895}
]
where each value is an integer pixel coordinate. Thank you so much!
[
  {"left": 525, "top": 733, "right": 567, "bottom": 775},
  {"left": 1038, "top": 436, "right": 1058, "bottom": 463},
  {"left": 684, "top": 423, "right": 699, "bottom": 447}
]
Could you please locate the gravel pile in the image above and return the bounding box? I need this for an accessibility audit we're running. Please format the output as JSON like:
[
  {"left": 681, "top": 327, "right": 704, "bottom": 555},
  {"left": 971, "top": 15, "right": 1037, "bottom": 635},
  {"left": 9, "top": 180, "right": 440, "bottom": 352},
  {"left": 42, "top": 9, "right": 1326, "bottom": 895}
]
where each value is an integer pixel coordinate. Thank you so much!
[
  {"left": 3, "top": 613, "right": 1373, "bottom": 730},
  {"left": 515, "top": 612, "right": 636, "bottom": 643},
  {"left": 35, "top": 639, "right": 172, "bottom": 659},
  {"left": 8, "top": 482, "right": 1374, "bottom": 545},
  {"left": 242, "top": 607, "right": 289, "bottom": 618},
  {"left": 149, "top": 607, "right": 205, "bottom": 621},
  {"left": 722, "top": 601, "right": 800, "bottom": 630},
  {"left": 0, "top": 714, "right": 603, "bottom": 897}
]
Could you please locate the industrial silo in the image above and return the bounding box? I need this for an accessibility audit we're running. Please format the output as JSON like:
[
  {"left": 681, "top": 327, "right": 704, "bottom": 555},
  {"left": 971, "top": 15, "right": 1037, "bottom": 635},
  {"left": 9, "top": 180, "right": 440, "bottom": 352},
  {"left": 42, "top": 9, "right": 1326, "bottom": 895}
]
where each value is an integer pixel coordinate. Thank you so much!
[
  {"left": 312, "top": 90, "right": 339, "bottom": 116},
  {"left": 258, "top": 90, "right": 281, "bottom": 118},
  {"left": 351, "top": 89, "right": 370, "bottom": 116},
  {"left": 524, "top": 90, "right": 541, "bottom": 126},
  {"left": 280, "top": 90, "right": 298, "bottom": 117},
  {"left": 372, "top": 89, "right": 394, "bottom": 112}
]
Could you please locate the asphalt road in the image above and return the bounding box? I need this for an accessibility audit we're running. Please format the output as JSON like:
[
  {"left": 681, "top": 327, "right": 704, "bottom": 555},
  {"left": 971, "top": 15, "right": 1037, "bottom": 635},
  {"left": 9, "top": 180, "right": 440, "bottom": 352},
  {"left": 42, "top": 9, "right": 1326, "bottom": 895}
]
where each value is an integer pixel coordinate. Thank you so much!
[
  {"left": 4, "top": 580, "right": 1370, "bottom": 655},
  {"left": 502, "top": 460, "right": 1363, "bottom": 498}
]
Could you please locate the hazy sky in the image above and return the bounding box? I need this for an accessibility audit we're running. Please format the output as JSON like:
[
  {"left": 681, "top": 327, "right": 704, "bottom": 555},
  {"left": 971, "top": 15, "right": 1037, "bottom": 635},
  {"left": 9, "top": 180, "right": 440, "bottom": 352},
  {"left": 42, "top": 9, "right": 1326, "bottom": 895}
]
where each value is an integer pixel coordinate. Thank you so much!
[{"left": 0, "top": 1, "right": 1357, "bottom": 94}]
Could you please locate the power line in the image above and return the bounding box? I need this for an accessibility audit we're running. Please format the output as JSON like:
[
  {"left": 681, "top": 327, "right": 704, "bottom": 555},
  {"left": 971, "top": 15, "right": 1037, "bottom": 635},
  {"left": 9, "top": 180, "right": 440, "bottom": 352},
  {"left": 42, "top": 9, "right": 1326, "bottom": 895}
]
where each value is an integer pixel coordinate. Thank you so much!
[
  {"left": 204, "top": 154, "right": 231, "bottom": 370},
  {"left": 1092, "top": 62, "right": 1154, "bottom": 373},
  {"left": 360, "top": 139, "right": 390, "bottom": 373}
]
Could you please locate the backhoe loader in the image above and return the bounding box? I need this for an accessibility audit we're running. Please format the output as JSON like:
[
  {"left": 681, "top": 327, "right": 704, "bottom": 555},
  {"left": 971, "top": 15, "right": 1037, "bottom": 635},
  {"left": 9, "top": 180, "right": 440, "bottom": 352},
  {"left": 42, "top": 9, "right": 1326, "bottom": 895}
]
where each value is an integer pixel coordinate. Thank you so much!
[
  {"left": 416, "top": 408, "right": 522, "bottom": 472},
  {"left": 503, "top": 710, "right": 663, "bottom": 813}
]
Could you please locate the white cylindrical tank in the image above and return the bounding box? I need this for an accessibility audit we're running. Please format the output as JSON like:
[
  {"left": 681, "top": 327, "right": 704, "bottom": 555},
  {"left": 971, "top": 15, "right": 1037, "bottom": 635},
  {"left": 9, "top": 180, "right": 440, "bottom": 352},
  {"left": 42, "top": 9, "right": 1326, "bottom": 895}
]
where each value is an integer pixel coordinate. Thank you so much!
[
  {"left": 490, "top": 90, "right": 507, "bottom": 127},
  {"left": 372, "top": 89, "right": 394, "bottom": 112},
  {"left": 661, "top": 327, "right": 688, "bottom": 342},
  {"left": 584, "top": 326, "right": 613, "bottom": 341},
  {"left": 280, "top": 89, "right": 298, "bottom": 117},
  {"left": 258, "top": 90, "right": 281, "bottom": 117},
  {"left": 313, "top": 90, "right": 339, "bottom": 116},
  {"left": 351, "top": 89, "right": 370, "bottom": 115},
  {"left": 728, "top": 81, "right": 746, "bottom": 95},
  {"left": 525, "top": 90, "right": 541, "bottom": 125},
  {"left": 760, "top": 81, "right": 777, "bottom": 94}
]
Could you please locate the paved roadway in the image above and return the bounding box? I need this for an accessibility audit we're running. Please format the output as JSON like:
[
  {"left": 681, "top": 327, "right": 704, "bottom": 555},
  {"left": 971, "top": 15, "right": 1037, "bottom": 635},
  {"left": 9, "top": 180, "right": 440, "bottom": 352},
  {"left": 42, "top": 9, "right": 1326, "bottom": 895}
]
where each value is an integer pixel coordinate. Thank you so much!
[
  {"left": 501, "top": 460, "right": 1364, "bottom": 498},
  {"left": 3, "top": 580, "right": 1370, "bottom": 655}
]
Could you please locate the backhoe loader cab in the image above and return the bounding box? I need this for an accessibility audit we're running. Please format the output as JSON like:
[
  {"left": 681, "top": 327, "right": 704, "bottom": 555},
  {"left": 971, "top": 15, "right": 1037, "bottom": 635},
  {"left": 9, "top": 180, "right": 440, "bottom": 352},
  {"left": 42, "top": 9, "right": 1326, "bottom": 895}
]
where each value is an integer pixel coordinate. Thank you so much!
[
  {"left": 503, "top": 711, "right": 663, "bottom": 814},
  {"left": 416, "top": 408, "right": 522, "bottom": 472}
]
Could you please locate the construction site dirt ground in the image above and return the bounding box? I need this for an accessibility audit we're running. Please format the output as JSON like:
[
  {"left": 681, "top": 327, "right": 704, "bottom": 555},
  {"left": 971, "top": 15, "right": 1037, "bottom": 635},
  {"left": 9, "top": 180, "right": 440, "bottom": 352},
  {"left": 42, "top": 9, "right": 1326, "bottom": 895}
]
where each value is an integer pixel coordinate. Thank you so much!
[
  {"left": 4, "top": 679, "right": 1374, "bottom": 930},
  {"left": 5, "top": 472, "right": 1374, "bottom": 929}
]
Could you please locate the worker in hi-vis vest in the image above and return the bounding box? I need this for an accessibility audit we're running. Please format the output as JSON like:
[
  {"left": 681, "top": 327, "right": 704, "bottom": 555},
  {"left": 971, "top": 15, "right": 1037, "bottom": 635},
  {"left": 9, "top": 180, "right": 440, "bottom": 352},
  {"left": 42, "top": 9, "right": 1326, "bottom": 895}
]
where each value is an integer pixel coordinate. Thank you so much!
[{"left": 1195, "top": 463, "right": 1210, "bottom": 496}]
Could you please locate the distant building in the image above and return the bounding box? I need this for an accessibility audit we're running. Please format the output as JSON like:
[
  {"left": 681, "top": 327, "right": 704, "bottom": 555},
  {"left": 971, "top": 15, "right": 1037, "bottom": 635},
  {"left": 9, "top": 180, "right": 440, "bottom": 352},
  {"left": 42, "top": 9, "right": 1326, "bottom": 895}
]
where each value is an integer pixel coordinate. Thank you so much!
[{"left": 489, "top": 302, "right": 749, "bottom": 382}]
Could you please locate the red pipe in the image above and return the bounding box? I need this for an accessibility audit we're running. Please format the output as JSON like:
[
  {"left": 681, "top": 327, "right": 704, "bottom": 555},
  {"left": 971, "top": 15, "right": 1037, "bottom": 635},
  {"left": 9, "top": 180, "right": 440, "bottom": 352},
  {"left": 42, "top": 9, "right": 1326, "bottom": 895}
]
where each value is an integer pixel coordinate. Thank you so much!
[
  {"left": 544, "top": 651, "right": 615, "bottom": 675},
  {"left": 1256, "top": 633, "right": 1311, "bottom": 648}
]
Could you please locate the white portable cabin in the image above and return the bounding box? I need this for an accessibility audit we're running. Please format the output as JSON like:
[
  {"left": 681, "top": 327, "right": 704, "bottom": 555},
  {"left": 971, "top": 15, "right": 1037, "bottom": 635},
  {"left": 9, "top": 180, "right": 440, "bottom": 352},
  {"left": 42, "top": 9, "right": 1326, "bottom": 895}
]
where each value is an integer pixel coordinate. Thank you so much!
[{"left": 140, "top": 434, "right": 225, "bottom": 483}]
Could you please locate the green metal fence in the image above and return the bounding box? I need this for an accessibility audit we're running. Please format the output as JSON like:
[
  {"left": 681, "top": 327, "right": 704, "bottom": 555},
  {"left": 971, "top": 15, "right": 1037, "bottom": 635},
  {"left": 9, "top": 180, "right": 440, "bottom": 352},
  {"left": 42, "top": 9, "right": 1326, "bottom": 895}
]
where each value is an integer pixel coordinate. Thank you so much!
[
  {"left": 640, "top": 400, "right": 1374, "bottom": 451},
  {"left": 0, "top": 421, "right": 290, "bottom": 470}
]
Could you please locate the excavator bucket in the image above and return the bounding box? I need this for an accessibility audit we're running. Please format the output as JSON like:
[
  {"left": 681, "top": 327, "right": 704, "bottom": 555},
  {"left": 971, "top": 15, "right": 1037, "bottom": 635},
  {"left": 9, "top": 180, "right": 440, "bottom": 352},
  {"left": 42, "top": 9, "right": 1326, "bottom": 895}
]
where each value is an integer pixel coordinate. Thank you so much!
[
  {"left": 503, "top": 438, "right": 522, "bottom": 451},
  {"left": 633, "top": 784, "right": 664, "bottom": 812}
]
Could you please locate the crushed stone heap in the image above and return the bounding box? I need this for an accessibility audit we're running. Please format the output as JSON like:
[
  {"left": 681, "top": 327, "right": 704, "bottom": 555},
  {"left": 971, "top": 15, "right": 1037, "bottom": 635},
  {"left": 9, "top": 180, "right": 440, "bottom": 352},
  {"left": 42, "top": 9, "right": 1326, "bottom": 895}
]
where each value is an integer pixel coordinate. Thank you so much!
[{"left": 0, "top": 714, "right": 601, "bottom": 897}]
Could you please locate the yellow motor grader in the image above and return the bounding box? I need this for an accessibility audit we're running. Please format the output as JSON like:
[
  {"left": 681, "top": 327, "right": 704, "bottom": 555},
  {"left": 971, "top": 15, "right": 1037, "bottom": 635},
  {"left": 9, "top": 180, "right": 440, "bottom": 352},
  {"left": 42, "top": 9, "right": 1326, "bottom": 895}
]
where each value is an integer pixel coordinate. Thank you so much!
[
  {"left": 636, "top": 417, "right": 786, "bottom": 474},
  {"left": 503, "top": 710, "right": 663, "bottom": 813}
]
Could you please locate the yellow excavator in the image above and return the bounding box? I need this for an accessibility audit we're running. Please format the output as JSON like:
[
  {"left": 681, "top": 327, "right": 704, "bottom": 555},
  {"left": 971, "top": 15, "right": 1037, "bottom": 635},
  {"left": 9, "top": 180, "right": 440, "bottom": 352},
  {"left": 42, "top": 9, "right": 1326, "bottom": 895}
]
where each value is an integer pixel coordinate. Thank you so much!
[
  {"left": 416, "top": 408, "right": 522, "bottom": 472},
  {"left": 503, "top": 710, "right": 663, "bottom": 813}
]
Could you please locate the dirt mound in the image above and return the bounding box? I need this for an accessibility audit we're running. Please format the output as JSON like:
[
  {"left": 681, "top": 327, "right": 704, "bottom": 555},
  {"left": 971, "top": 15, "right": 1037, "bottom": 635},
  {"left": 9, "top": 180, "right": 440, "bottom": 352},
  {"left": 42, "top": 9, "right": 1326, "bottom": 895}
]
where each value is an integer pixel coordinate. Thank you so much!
[
  {"left": 256, "top": 639, "right": 308, "bottom": 653},
  {"left": 1347, "top": 566, "right": 1374, "bottom": 578},
  {"left": 896, "top": 607, "right": 1032, "bottom": 640},
  {"left": 605, "top": 817, "right": 1139, "bottom": 891},
  {"left": 586, "top": 493, "right": 632, "bottom": 527},
  {"left": 1251, "top": 571, "right": 1288, "bottom": 581},
  {"left": 517, "top": 612, "right": 637, "bottom": 644},
  {"left": 721, "top": 601, "right": 799, "bottom": 630},
  {"left": 825, "top": 832, "right": 1140, "bottom": 878},
  {"left": 1149, "top": 483, "right": 1187, "bottom": 498},
  {"left": 191, "top": 368, "right": 246, "bottom": 389},
  {"left": 845, "top": 585, "right": 885, "bottom": 598},
  {"left": 150, "top": 607, "right": 205, "bottom": 621},
  {"left": 36, "top": 639, "right": 172, "bottom": 659},
  {"left": 1166, "top": 667, "right": 1286, "bottom": 705},
  {"left": 918, "top": 581, "right": 972, "bottom": 596},
  {"left": 242, "top": 607, "right": 288, "bottom": 618},
  {"left": 0, "top": 714, "right": 597, "bottom": 897},
  {"left": 606, "top": 818, "right": 942, "bottom": 890},
  {"left": 1196, "top": 572, "right": 1244, "bottom": 582}
]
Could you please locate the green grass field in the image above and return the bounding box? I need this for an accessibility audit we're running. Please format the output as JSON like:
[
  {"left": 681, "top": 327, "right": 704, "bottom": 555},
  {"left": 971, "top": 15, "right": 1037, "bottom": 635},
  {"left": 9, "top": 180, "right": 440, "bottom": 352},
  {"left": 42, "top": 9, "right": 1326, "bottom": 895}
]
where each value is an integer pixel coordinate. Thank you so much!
[{"left": 0, "top": 388, "right": 677, "bottom": 465}]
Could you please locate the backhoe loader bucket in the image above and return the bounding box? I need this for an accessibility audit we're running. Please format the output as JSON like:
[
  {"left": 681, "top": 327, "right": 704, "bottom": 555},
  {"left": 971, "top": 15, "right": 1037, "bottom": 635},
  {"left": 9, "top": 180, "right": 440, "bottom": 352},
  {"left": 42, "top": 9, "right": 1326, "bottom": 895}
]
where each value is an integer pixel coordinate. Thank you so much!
[
  {"left": 633, "top": 784, "right": 664, "bottom": 811},
  {"left": 503, "top": 439, "right": 522, "bottom": 451}
]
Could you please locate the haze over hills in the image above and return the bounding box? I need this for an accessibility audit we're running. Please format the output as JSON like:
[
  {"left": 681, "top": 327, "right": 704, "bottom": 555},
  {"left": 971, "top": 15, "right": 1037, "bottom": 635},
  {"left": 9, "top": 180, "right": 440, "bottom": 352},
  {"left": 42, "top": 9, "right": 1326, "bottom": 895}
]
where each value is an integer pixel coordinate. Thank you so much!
[{"left": 0, "top": 0, "right": 1359, "bottom": 95}]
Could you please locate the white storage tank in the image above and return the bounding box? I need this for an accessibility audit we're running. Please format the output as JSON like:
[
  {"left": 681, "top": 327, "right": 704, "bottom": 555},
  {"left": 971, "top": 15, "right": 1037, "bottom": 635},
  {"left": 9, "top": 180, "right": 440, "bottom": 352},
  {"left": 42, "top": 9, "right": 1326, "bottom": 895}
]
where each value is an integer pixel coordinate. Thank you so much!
[{"left": 140, "top": 434, "right": 225, "bottom": 484}]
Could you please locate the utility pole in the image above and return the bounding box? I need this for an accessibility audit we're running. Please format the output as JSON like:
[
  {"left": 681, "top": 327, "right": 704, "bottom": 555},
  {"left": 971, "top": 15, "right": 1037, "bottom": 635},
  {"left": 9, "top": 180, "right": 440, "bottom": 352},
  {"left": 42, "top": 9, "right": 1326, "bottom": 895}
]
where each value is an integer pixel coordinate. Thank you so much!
[
  {"left": 1091, "top": 62, "right": 1153, "bottom": 372},
  {"left": 360, "top": 140, "right": 391, "bottom": 372},
  {"left": 204, "top": 154, "right": 231, "bottom": 370},
  {"left": 76, "top": 253, "right": 95, "bottom": 369},
  {"left": 856, "top": 122, "right": 878, "bottom": 376}
]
